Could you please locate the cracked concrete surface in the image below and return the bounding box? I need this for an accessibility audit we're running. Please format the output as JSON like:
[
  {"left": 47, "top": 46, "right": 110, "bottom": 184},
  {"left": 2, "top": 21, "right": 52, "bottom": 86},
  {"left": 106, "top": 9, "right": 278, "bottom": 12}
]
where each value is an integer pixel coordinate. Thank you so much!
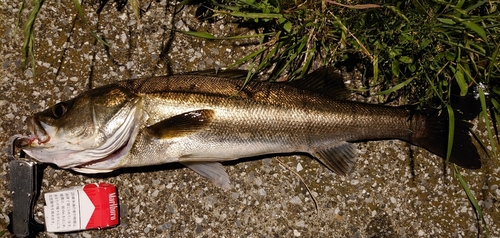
[{"left": 1, "top": 1, "right": 499, "bottom": 237}]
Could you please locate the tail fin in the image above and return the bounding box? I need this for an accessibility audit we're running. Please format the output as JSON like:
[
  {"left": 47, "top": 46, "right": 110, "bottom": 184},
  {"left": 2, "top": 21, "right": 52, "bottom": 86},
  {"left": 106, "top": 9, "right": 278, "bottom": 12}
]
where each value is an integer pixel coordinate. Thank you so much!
[{"left": 410, "top": 111, "right": 481, "bottom": 169}]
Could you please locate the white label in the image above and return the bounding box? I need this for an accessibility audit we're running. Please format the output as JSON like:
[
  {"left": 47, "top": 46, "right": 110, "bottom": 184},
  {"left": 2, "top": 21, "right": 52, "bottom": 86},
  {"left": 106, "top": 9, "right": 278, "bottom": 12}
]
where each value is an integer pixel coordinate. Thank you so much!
[{"left": 44, "top": 190, "right": 81, "bottom": 232}]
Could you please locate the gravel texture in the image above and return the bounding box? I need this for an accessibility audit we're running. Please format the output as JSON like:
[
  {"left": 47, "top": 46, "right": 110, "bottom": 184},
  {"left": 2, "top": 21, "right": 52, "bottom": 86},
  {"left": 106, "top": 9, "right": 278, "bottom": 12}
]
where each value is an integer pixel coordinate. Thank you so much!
[{"left": 1, "top": 1, "right": 499, "bottom": 237}]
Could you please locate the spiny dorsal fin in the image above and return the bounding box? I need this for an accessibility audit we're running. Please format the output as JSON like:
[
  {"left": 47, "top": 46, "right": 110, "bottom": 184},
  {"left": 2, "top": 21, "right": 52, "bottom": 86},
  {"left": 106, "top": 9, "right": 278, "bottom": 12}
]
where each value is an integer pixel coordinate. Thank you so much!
[
  {"left": 147, "top": 109, "right": 215, "bottom": 139},
  {"left": 185, "top": 69, "right": 250, "bottom": 80},
  {"left": 290, "top": 67, "right": 350, "bottom": 99},
  {"left": 311, "top": 142, "right": 358, "bottom": 176},
  {"left": 181, "top": 161, "right": 232, "bottom": 191}
]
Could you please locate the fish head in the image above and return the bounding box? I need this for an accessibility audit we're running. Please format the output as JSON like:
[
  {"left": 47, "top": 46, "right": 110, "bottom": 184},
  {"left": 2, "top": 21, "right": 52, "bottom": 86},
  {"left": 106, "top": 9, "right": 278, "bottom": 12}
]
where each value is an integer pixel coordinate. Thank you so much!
[{"left": 18, "top": 85, "right": 143, "bottom": 171}]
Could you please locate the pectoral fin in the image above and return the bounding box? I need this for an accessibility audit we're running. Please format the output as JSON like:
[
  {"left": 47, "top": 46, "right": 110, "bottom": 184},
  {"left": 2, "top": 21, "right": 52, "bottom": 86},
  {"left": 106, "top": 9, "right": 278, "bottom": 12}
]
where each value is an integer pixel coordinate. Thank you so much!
[
  {"left": 312, "top": 142, "right": 358, "bottom": 176},
  {"left": 181, "top": 161, "right": 232, "bottom": 191},
  {"left": 148, "top": 109, "right": 215, "bottom": 139}
]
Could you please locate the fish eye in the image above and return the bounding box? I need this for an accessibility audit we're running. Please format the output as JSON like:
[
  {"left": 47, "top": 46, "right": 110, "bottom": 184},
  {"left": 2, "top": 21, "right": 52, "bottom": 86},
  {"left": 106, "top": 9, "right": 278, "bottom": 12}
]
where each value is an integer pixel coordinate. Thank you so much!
[{"left": 52, "top": 103, "right": 68, "bottom": 118}]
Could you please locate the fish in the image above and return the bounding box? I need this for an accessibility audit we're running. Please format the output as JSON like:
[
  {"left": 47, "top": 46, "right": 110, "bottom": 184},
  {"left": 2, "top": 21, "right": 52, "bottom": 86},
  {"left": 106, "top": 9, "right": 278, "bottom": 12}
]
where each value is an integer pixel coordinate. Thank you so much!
[{"left": 17, "top": 68, "right": 481, "bottom": 190}]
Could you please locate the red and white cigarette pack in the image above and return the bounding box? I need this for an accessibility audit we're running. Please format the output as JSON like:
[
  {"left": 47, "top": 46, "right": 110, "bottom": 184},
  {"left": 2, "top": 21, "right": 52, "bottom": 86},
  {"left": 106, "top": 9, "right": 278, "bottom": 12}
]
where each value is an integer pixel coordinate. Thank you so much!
[{"left": 43, "top": 183, "right": 119, "bottom": 232}]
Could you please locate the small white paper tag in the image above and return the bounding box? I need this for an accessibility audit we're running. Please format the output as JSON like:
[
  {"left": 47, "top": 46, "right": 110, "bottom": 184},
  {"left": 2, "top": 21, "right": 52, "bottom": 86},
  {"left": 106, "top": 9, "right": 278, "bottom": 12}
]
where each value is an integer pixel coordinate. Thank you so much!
[{"left": 43, "top": 190, "right": 81, "bottom": 232}]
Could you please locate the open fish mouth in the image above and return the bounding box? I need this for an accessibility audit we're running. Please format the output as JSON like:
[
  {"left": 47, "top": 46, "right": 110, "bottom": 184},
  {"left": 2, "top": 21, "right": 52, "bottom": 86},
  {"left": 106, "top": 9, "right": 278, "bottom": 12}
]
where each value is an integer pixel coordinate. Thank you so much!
[{"left": 16, "top": 117, "right": 51, "bottom": 148}]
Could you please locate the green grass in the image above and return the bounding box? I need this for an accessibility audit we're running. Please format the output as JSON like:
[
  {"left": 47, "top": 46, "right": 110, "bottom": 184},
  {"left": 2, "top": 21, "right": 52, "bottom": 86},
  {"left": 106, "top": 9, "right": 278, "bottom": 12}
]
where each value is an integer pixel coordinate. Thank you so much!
[
  {"left": 16, "top": 0, "right": 499, "bottom": 236},
  {"left": 0, "top": 222, "right": 7, "bottom": 237},
  {"left": 19, "top": 0, "right": 44, "bottom": 74}
]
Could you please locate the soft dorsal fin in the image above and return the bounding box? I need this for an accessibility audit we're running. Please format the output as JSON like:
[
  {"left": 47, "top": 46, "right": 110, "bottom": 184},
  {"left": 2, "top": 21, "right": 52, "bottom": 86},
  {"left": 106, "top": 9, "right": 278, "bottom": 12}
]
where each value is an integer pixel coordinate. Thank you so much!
[
  {"left": 311, "top": 141, "right": 358, "bottom": 176},
  {"left": 147, "top": 109, "right": 215, "bottom": 139},
  {"left": 290, "top": 67, "right": 350, "bottom": 99}
]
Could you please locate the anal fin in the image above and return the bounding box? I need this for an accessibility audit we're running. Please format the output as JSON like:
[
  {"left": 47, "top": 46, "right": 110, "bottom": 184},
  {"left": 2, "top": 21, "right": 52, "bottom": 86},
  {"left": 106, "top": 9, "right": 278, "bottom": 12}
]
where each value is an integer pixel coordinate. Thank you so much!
[
  {"left": 312, "top": 142, "right": 358, "bottom": 176},
  {"left": 181, "top": 161, "right": 232, "bottom": 191}
]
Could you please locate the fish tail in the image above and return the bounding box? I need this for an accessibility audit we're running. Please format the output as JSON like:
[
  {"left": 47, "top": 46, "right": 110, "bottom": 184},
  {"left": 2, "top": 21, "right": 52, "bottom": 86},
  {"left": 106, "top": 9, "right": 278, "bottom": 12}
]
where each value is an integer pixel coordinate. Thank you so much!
[{"left": 410, "top": 110, "right": 481, "bottom": 169}]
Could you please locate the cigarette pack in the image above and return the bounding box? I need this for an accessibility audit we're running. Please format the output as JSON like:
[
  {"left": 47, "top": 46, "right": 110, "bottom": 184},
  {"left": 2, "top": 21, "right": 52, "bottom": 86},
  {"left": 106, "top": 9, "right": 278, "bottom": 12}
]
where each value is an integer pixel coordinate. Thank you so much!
[{"left": 43, "top": 183, "right": 119, "bottom": 232}]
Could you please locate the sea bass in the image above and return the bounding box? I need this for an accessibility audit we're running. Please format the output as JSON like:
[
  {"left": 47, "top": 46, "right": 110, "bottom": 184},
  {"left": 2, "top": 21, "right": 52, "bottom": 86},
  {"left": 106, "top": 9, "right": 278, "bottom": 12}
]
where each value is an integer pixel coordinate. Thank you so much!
[{"left": 17, "top": 68, "right": 481, "bottom": 190}]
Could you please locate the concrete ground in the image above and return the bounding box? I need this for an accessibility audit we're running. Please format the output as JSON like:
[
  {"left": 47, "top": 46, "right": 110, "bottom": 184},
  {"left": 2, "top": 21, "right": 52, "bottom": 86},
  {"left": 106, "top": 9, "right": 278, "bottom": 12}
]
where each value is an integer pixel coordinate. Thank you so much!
[{"left": 1, "top": 1, "right": 499, "bottom": 237}]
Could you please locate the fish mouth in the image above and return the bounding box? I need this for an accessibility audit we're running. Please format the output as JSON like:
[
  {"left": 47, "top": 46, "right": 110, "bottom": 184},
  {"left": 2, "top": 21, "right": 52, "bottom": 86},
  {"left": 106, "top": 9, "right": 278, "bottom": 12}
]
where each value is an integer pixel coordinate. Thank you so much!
[{"left": 16, "top": 117, "right": 51, "bottom": 148}]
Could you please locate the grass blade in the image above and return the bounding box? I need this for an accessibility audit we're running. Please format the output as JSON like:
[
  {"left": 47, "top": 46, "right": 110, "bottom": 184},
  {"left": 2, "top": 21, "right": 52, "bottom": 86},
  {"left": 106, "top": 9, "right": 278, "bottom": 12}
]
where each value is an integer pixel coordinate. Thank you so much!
[
  {"left": 129, "top": 0, "right": 141, "bottom": 25},
  {"left": 15, "top": 0, "right": 26, "bottom": 30},
  {"left": 462, "top": 21, "right": 488, "bottom": 43},
  {"left": 181, "top": 31, "right": 216, "bottom": 39},
  {"left": 179, "top": 31, "right": 270, "bottom": 40},
  {"left": 385, "top": 5, "right": 410, "bottom": 22},
  {"left": 73, "top": 0, "right": 109, "bottom": 47},
  {"left": 454, "top": 165, "right": 490, "bottom": 237},
  {"left": 377, "top": 77, "right": 415, "bottom": 95},
  {"left": 479, "top": 86, "right": 498, "bottom": 158},
  {"left": 446, "top": 104, "right": 455, "bottom": 164},
  {"left": 451, "top": 65, "right": 469, "bottom": 96},
  {"left": 226, "top": 12, "right": 284, "bottom": 19},
  {"left": 228, "top": 46, "right": 268, "bottom": 69},
  {"left": 22, "top": 0, "right": 45, "bottom": 73}
]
